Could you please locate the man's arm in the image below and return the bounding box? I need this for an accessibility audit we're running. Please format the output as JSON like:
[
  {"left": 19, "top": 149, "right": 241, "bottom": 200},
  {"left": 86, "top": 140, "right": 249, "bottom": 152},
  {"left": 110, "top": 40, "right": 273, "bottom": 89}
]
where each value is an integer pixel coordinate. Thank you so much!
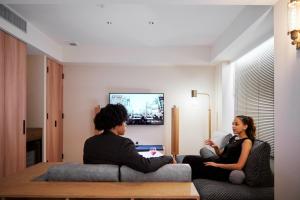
[{"left": 119, "top": 139, "right": 172, "bottom": 173}]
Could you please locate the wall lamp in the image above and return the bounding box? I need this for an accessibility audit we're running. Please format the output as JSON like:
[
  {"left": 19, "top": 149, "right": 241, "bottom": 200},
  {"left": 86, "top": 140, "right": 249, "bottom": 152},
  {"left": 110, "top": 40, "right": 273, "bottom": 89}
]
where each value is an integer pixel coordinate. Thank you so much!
[
  {"left": 191, "top": 90, "right": 212, "bottom": 139},
  {"left": 288, "top": 0, "right": 300, "bottom": 49}
]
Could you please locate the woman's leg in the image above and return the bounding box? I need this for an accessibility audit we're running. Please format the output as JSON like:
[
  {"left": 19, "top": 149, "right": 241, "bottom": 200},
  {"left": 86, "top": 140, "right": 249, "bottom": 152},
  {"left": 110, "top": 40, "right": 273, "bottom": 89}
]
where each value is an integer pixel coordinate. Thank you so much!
[
  {"left": 183, "top": 155, "right": 231, "bottom": 181},
  {"left": 182, "top": 155, "right": 208, "bottom": 180}
]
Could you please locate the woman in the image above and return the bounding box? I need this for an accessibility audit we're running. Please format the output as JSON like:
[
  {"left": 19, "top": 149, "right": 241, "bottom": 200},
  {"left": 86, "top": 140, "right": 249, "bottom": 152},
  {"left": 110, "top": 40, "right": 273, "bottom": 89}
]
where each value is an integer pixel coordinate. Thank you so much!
[
  {"left": 83, "top": 103, "right": 173, "bottom": 173},
  {"left": 183, "top": 115, "right": 255, "bottom": 181}
]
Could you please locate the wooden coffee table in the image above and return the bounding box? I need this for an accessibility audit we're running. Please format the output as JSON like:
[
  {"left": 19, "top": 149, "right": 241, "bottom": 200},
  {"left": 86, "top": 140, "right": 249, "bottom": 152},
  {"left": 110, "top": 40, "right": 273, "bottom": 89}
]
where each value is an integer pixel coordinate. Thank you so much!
[{"left": 0, "top": 162, "right": 200, "bottom": 200}]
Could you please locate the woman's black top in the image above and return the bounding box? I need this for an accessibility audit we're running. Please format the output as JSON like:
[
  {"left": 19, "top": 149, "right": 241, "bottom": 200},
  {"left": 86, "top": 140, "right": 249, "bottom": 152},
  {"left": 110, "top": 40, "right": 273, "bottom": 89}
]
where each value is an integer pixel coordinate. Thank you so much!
[{"left": 217, "top": 136, "right": 250, "bottom": 164}]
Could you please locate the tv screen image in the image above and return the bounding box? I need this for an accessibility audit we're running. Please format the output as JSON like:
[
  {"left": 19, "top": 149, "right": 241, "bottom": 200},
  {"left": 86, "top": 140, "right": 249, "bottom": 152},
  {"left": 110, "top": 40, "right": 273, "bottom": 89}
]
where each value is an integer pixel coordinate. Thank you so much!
[{"left": 109, "top": 93, "right": 164, "bottom": 125}]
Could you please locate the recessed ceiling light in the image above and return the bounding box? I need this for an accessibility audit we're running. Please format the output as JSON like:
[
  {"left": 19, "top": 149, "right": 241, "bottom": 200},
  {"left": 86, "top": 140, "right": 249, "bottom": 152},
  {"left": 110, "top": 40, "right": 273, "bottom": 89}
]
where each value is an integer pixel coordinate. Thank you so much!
[
  {"left": 68, "top": 42, "right": 78, "bottom": 46},
  {"left": 96, "top": 4, "right": 104, "bottom": 8}
]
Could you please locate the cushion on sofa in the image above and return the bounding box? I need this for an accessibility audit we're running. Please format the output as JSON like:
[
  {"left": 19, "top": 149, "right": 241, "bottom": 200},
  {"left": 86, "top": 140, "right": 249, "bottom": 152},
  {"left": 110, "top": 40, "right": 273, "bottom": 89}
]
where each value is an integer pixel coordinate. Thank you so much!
[
  {"left": 193, "top": 178, "right": 274, "bottom": 200},
  {"left": 45, "top": 163, "right": 119, "bottom": 182},
  {"left": 175, "top": 155, "right": 185, "bottom": 163},
  {"left": 229, "top": 170, "right": 245, "bottom": 184},
  {"left": 200, "top": 147, "right": 218, "bottom": 159},
  {"left": 199, "top": 133, "right": 232, "bottom": 158},
  {"left": 244, "top": 140, "right": 274, "bottom": 187},
  {"left": 120, "top": 164, "right": 191, "bottom": 182},
  {"left": 219, "top": 133, "right": 233, "bottom": 149}
]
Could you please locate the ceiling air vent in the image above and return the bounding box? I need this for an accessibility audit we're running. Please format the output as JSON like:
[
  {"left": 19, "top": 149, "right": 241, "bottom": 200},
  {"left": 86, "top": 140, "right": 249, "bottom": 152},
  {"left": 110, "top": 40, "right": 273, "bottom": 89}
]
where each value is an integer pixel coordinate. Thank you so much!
[{"left": 0, "top": 4, "right": 27, "bottom": 33}]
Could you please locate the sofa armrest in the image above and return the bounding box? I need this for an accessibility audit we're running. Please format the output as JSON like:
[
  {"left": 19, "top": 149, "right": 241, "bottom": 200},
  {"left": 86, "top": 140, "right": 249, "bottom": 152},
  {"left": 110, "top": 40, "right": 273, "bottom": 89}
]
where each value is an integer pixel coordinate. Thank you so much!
[{"left": 120, "top": 164, "right": 191, "bottom": 182}]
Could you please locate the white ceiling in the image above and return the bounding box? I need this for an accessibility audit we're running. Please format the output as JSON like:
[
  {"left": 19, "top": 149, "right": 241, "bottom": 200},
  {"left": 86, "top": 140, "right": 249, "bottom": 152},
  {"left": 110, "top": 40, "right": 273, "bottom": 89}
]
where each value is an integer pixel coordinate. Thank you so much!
[
  {"left": 9, "top": 4, "right": 245, "bottom": 47},
  {"left": 1, "top": 1, "right": 274, "bottom": 64}
]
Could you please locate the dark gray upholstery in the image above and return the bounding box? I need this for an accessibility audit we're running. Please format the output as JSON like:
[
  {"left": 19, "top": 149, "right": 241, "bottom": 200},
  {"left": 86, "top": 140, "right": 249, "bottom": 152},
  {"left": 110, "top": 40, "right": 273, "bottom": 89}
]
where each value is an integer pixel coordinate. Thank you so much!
[
  {"left": 193, "top": 179, "right": 274, "bottom": 200},
  {"left": 244, "top": 140, "right": 274, "bottom": 187}
]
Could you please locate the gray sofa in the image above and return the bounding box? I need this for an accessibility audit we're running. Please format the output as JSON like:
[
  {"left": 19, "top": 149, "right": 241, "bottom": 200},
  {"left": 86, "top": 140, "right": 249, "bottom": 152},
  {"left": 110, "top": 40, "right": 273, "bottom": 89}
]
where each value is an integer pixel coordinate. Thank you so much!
[
  {"left": 177, "top": 139, "right": 274, "bottom": 200},
  {"left": 36, "top": 163, "right": 192, "bottom": 182},
  {"left": 37, "top": 137, "right": 273, "bottom": 200}
]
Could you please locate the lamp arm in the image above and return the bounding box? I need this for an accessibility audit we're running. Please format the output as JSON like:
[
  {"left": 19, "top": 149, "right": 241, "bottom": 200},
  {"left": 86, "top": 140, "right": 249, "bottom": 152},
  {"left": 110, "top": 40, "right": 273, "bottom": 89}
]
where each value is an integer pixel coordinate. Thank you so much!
[{"left": 196, "top": 93, "right": 211, "bottom": 109}]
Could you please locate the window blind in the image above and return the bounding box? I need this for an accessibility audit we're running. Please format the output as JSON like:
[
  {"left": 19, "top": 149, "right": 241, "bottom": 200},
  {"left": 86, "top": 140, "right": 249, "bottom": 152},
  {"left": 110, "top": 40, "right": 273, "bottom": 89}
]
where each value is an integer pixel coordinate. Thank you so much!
[{"left": 234, "top": 38, "right": 274, "bottom": 157}]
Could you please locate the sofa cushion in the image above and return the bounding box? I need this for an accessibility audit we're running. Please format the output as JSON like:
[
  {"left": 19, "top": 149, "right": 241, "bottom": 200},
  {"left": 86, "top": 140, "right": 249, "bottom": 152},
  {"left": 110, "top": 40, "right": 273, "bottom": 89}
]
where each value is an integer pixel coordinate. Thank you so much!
[
  {"left": 175, "top": 155, "right": 185, "bottom": 163},
  {"left": 229, "top": 170, "right": 245, "bottom": 184},
  {"left": 193, "top": 178, "right": 274, "bottom": 200},
  {"left": 200, "top": 147, "right": 218, "bottom": 159},
  {"left": 199, "top": 133, "right": 232, "bottom": 158},
  {"left": 244, "top": 140, "right": 274, "bottom": 187},
  {"left": 120, "top": 164, "right": 191, "bottom": 182},
  {"left": 44, "top": 163, "right": 119, "bottom": 182},
  {"left": 220, "top": 133, "right": 233, "bottom": 149}
]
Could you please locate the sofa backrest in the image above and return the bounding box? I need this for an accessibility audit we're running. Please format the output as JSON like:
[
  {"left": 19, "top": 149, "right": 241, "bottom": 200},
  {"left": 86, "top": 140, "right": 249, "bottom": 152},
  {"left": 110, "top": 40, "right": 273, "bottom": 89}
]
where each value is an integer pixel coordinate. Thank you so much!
[
  {"left": 37, "top": 163, "right": 191, "bottom": 182},
  {"left": 244, "top": 140, "right": 274, "bottom": 187},
  {"left": 44, "top": 163, "right": 119, "bottom": 182},
  {"left": 120, "top": 164, "right": 191, "bottom": 182}
]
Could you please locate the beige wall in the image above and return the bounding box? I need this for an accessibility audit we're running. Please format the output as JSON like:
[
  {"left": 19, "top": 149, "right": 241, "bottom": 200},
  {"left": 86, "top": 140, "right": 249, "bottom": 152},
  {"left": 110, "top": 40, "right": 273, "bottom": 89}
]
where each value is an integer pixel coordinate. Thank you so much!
[
  {"left": 274, "top": 0, "right": 300, "bottom": 199},
  {"left": 63, "top": 63, "right": 215, "bottom": 162}
]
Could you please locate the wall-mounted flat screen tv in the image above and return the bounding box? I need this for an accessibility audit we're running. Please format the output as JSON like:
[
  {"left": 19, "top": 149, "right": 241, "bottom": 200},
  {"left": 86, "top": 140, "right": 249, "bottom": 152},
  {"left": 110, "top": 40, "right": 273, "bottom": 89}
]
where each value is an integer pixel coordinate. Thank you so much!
[{"left": 109, "top": 93, "right": 164, "bottom": 125}]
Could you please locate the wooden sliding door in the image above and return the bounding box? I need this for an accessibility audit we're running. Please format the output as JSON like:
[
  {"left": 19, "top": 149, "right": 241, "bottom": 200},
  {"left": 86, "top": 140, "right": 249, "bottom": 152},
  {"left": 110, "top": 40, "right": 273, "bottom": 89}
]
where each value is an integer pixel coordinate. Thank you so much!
[
  {"left": 46, "top": 58, "right": 63, "bottom": 162},
  {"left": 0, "top": 31, "right": 5, "bottom": 177},
  {"left": 0, "top": 30, "right": 27, "bottom": 177},
  {"left": 17, "top": 37, "right": 27, "bottom": 171}
]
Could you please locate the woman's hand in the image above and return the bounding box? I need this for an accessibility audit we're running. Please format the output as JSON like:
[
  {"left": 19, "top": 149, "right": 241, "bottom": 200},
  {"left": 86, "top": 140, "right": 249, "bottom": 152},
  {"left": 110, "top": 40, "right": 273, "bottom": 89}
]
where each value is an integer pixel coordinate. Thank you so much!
[
  {"left": 204, "top": 162, "right": 219, "bottom": 167},
  {"left": 205, "top": 139, "right": 223, "bottom": 156},
  {"left": 205, "top": 139, "right": 218, "bottom": 148}
]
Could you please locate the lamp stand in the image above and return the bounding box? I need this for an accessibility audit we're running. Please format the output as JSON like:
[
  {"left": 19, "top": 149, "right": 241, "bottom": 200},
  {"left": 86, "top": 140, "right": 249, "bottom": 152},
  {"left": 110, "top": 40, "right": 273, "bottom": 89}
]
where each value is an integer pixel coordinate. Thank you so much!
[
  {"left": 191, "top": 90, "right": 212, "bottom": 140},
  {"left": 208, "top": 108, "right": 211, "bottom": 140}
]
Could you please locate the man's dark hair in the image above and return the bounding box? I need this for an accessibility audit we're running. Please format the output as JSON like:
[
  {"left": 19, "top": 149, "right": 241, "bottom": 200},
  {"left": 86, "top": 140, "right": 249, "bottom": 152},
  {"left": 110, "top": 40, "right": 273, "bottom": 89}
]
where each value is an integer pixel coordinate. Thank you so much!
[{"left": 94, "top": 104, "right": 128, "bottom": 131}]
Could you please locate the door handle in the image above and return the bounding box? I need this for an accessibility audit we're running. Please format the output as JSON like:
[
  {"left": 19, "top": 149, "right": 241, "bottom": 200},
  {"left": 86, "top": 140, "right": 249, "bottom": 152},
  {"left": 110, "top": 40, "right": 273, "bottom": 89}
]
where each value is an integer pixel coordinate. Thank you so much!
[
  {"left": 55, "top": 120, "right": 57, "bottom": 127},
  {"left": 23, "top": 120, "right": 26, "bottom": 134}
]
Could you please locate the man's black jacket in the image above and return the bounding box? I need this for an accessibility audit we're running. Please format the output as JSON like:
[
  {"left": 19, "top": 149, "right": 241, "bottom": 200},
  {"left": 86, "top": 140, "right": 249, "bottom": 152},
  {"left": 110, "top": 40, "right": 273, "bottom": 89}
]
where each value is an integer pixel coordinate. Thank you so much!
[{"left": 83, "top": 130, "right": 172, "bottom": 173}]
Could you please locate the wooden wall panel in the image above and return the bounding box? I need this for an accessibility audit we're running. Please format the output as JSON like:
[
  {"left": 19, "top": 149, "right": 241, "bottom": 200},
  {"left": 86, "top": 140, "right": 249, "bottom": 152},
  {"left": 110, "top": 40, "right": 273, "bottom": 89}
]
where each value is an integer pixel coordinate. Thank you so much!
[
  {"left": 46, "top": 59, "right": 52, "bottom": 162},
  {"left": 58, "top": 64, "right": 63, "bottom": 161},
  {"left": 17, "top": 40, "right": 27, "bottom": 171},
  {"left": 171, "top": 106, "right": 179, "bottom": 156},
  {"left": 46, "top": 58, "right": 63, "bottom": 162},
  {"left": 4, "top": 33, "right": 19, "bottom": 176},
  {"left": 52, "top": 62, "right": 59, "bottom": 161},
  {"left": 0, "top": 30, "right": 5, "bottom": 178},
  {"left": 3, "top": 33, "right": 26, "bottom": 176}
]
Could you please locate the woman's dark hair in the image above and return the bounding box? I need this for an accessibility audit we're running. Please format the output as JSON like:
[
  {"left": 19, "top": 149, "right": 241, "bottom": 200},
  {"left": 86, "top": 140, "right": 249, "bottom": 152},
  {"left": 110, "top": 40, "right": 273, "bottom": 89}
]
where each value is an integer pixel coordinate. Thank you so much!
[
  {"left": 94, "top": 104, "right": 128, "bottom": 131},
  {"left": 236, "top": 115, "right": 256, "bottom": 141}
]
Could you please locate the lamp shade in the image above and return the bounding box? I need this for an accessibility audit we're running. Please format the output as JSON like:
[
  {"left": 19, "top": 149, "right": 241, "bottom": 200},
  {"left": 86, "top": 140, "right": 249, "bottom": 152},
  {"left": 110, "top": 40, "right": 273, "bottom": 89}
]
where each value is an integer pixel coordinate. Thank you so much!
[
  {"left": 191, "top": 90, "right": 197, "bottom": 97},
  {"left": 288, "top": 0, "right": 300, "bottom": 31}
]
